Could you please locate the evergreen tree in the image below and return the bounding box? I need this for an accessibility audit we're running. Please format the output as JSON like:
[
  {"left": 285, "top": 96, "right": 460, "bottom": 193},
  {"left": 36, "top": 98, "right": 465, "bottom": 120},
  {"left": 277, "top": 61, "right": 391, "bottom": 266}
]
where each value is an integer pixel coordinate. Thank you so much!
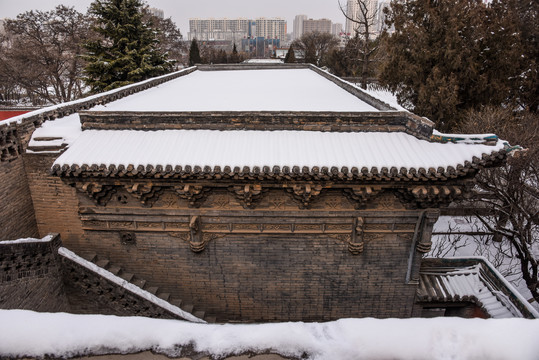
[
  {"left": 379, "top": 0, "right": 529, "bottom": 130},
  {"left": 189, "top": 38, "right": 201, "bottom": 66},
  {"left": 229, "top": 43, "right": 240, "bottom": 63},
  {"left": 284, "top": 45, "right": 296, "bottom": 63},
  {"left": 83, "top": 0, "right": 172, "bottom": 93}
]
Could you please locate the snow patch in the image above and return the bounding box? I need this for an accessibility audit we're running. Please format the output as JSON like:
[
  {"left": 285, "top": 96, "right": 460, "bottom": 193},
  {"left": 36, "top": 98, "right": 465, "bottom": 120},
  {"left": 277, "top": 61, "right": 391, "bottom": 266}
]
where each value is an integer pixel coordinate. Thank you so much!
[
  {"left": 1, "top": 310, "right": 538, "bottom": 360},
  {"left": 0, "top": 234, "right": 55, "bottom": 245}
]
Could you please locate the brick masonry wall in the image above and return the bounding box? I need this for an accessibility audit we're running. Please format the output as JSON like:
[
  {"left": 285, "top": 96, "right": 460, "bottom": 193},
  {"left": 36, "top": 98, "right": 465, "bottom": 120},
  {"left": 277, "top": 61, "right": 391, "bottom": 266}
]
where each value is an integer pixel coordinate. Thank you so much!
[
  {"left": 84, "top": 230, "right": 419, "bottom": 322},
  {"left": 0, "top": 234, "right": 69, "bottom": 312},
  {"left": 24, "top": 152, "right": 84, "bottom": 247},
  {"left": 72, "top": 188, "right": 428, "bottom": 322},
  {"left": 0, "top": 156, "right": 39, "bottom": 240}
]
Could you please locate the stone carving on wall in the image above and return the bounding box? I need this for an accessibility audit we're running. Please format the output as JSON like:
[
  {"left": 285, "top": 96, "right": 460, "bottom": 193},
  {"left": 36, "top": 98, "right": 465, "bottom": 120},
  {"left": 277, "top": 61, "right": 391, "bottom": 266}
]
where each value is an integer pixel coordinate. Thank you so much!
[
  {"left": 120, "top": 232, "right": 136, "bottom": 245},
  {"left": 174, "top": 185, "right": 210, "bottom": 208},
  {"left": 348, "top": 217, "right": 365, "bottom": 254},
  {"left": 124, "top": 183, "right": 164, "bottom": 207},
  {"left": 229, "top": 184, "right": 267, "bottom": 209},
  {"left": 74, "top": 182, "right": 116, "bottom": 206},
  {"left": 343, "top": 186, "right": 382, "bottom": 209},
  {"left": 285, "top": 184, "right": 323, "bottom": 209}
]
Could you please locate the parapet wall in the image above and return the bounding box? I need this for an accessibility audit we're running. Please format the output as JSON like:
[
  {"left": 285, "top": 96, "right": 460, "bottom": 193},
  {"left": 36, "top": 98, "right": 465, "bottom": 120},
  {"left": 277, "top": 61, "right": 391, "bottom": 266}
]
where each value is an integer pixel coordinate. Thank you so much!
[{"left": 0, "top": 234, "right": 69, "bottom": 312}]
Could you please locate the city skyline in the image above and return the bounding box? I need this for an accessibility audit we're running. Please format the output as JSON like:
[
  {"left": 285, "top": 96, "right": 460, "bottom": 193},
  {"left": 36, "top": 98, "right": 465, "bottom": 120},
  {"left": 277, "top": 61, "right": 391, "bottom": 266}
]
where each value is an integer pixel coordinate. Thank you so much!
[{"left": 0, "top": 0, "right": 348, "bottom": 38}]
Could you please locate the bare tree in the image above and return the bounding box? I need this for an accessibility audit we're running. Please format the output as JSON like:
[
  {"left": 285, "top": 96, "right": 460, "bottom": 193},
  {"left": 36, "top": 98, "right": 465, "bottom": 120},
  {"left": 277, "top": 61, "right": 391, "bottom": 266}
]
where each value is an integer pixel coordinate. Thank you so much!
[
  {"left": 291, "top": 31, "right": 339, "bottom": 67},
  {"left": 0, "top": 6, "right": 91, "bottom": 105},
  {"left": 339, "top": 0, "right": 380, "bottom": 88},
  {"left": 438, "top": 108, "right": 539, "bottom": 304}
]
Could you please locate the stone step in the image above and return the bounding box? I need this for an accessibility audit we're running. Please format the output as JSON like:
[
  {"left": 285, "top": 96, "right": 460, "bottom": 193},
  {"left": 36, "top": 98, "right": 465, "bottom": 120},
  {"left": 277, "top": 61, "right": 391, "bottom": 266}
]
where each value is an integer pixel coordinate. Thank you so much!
[
  {"left": 82, "top": 252, "right": 97, "bottom": 263},
  {"left": 107, "top": 265, "right": 122, "bottom": 276},
  {"left": 120, "top": 272, "right": 134, "bottom": 282},
  {"left": 181, "top": 303, "right": 194, "bottom": 313},
  {"left": 157, "top": 292, "right": 170, "bottom": 301},
  {"left": 145, "top": 286, "right": 159, "bottom": 295},
  {"left": 131, "top": 277, "right": 146, "bottom": 289},
  {"left": 84, "top": 252, "right": 211, "bottom": 323},
  {"left": 95, "top": 259, "right": 110, "bottom": 269}
]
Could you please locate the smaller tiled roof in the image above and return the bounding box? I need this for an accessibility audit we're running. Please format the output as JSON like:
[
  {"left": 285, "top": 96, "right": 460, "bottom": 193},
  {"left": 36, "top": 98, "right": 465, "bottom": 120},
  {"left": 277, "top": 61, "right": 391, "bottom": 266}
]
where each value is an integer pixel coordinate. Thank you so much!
[
  {"left": 418, "top": 258, "right": 539, "bottom": 319},
  {"left": 51, "top": 130, "right": 507, "bottom": 180}
]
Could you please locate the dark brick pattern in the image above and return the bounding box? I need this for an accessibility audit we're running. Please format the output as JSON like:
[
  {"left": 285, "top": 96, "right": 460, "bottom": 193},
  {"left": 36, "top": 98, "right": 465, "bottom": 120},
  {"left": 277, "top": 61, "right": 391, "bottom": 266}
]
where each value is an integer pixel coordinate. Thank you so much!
[{"left": 0, "top": 234, "right": 69, "bottom": 312}]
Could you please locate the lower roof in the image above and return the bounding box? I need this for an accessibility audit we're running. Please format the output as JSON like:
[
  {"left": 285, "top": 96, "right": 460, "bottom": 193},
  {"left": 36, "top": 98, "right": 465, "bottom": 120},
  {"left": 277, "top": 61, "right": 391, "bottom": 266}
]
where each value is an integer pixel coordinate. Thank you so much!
[{"left": 52, "top": 129, "right": 506, "bottom": 180}]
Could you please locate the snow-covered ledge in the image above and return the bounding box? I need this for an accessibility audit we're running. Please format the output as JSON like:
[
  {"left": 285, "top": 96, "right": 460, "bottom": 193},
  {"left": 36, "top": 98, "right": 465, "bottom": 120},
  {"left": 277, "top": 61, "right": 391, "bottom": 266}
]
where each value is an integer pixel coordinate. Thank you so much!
[{"left": 58, "top": 247, "right": 206, "bottom": 324}]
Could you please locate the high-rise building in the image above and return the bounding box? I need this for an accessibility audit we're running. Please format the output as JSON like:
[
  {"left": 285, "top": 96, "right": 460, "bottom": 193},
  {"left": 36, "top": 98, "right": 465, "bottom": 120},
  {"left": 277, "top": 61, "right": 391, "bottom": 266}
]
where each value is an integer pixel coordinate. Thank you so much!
[
  {"left": 332, "top": 23, "right": 344, "bottom": 36},
  {"left": 255, "top": 18, "right": 287, "bottom": 41},
  {"left": 148, "top": 7, "right": 164, "bottom": 19},
  {"left": 302, "top": 18, "right": 332, "bottom": 35},
  {"left": 345, "top": 0, "right": 378, "bottom": 36},
  {"left": 293, "top": 15, "right": 307, "bottom": 40},
  {"left": 188, "top": 18, "right": 286, "bottom": 42}
]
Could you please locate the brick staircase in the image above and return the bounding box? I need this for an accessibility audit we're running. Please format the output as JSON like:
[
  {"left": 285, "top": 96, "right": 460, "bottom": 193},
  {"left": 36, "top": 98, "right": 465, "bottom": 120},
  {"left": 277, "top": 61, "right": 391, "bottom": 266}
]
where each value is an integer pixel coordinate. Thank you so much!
[{"left": 61, "top": 248, "right": 215, "bottom": 323}]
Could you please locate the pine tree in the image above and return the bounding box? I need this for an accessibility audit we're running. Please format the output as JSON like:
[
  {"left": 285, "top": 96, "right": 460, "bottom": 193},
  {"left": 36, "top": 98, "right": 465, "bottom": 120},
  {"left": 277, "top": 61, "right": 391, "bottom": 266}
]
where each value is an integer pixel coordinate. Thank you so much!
[
  {"left": 284, "top": 45, "right": 296, "bottom": 63},
  {"left": 83, "top": 0, "right": 172, "bottom": 93},
  {"left": 379, "top": 0, "right": 529, "bottom": 131},
  {"left": 229, "top": 43, "right": 240, "bottom": 63},
  {"left": 189, "top": 38, "right": 201, "bottom": 66}
]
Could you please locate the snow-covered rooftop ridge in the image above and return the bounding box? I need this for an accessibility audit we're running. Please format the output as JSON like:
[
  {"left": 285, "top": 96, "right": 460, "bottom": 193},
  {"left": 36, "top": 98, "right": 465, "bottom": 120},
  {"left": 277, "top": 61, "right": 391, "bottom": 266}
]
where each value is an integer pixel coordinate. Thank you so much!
[
  {"left": 0, "top": 67, "right": 197, "bottom": 127},
  {"left": 0, "top": 234, "right": 55, "bottom": 245},
  {"left": 57, "top": 247, "right": 206, "bottom": 324},
  {"left": 2, "top": 310, "right": 539, "bottom": 360},
  {"left": 52, "top": 129, "right": 506, "bottom": 179},
  {"left": 419, "top": 257, "right": 539, "bottom": 319}
]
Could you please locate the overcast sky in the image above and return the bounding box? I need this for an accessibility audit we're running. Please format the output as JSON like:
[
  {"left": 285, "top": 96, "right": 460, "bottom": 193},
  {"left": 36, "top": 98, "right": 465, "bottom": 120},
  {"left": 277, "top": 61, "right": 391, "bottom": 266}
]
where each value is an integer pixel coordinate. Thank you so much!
[{"left": 1, "top": 0, "right": 347, "bottom": 36}]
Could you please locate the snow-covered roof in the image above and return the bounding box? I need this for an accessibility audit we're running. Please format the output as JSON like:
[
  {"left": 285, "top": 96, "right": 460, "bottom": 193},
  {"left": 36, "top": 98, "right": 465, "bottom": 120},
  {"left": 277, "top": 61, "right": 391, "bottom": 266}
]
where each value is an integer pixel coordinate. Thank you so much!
[
  {"left": 88, "top": 68, "right": 379, "bottom": 113},
  {"left": 418, "top": 258, "right": 539, "bottom": 319},
  {"left": 52, "top": 129, "right": 507, "bottom": 180}
]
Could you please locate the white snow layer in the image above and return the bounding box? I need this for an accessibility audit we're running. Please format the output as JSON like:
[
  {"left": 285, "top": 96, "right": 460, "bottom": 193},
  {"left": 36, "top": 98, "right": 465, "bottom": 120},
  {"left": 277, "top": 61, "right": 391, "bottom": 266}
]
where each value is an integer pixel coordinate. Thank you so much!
[
  {"left": 90, "top": 69, "right": 379, "bottom": 112},
  {"left": 0, "top": 234, "right": 54, "bottom": 245},
  {"left": 27, "top": 113, "right": 82, "bottom": 150},
  {"left": 1, "top": 310, "right": 538, "bottom": 360},
  {"left": 53, "top": 129, "right": 505, "bottom": 171},
  {"left": 58, "top": 247, "right": 206, "bottom": 324}
]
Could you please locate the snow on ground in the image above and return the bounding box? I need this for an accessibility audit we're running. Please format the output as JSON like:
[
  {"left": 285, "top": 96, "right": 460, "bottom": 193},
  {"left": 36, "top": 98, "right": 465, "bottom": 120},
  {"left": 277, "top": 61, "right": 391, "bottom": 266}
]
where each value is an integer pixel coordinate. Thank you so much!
[
  {"left": 1, "top": 310, "right": 538, "bottom": 360},
  {"left": 90, "top": 69, "right": 379, "bottom": 112}
]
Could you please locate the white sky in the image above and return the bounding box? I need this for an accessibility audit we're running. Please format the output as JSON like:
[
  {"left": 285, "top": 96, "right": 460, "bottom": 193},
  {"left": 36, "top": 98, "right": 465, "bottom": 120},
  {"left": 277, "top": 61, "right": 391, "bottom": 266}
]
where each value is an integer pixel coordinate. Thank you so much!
[{"left": 0, "top": 0, "right": 347, "bottom": 37}]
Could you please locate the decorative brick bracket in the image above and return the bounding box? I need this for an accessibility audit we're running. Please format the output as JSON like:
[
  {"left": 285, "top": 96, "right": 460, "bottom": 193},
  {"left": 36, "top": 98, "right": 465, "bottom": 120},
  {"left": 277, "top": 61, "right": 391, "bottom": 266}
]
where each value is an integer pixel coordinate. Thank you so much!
[{"left": 285, "top": 184, "right": 323, "bottom": 209}]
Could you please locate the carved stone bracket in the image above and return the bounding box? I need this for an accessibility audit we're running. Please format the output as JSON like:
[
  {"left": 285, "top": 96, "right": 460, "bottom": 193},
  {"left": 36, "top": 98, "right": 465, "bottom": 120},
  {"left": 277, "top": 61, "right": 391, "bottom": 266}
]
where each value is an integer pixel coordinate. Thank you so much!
[
  {"left": 343, "top": 186, "right": 383, "bottom": 209},
  {"left": 188, "top": 215, "right": 204, "bottom": 252},
  {"left": 229, "top": 184, "right": 266, "bottom": 209},
  {"left": 74, "top": 182, "right": 116, "bottom": 206},
  {"left": 348, "top": 217, "right": 365, "bottom": 254},
  {"left": 416, "top": 210, "right": 440, "bottom": 253},
  {"left": 285, "top": 184, "right": 323, "bottom": 209},
  {"left": 124, "top": 183, "right": 163, "bottom": 207},
  {"left": 174, "top": 185, "right": 210, "bottom": 208},
  {"left": 396, "top": 186, "right": 467, "bottom": 209}
]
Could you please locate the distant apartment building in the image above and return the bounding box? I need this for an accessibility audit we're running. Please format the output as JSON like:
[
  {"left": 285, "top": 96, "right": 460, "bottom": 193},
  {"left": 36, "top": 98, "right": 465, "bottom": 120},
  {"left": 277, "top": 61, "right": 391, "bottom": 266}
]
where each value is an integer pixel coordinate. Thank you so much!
[
  {"left": 148, "top": 7, "right": 164, "bottom": 19},
  {"left": 255, "top": 18, "right": 287, "bottom": 41},
  {"left": 292, "top": 15, "right": 307, "bottom": 40},
  {"left": 302, "top": 18, "right": 332, "bottom": 35},
  {"left": 332, "top": 23, "right": 344, "bottom": 36},
  {"left": 345, "top": 0, "right": 378, "bottom": 36},
  {"left": 188, "top": 18, "right": 286, "bottom": 42}
]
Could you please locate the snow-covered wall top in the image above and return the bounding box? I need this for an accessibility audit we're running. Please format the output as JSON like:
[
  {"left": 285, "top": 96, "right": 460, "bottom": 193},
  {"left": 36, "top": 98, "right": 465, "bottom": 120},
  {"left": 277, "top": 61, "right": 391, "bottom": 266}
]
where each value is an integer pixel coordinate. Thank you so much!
[{"left": 89, "top": 69, "right": 380, "bottom": 113}]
